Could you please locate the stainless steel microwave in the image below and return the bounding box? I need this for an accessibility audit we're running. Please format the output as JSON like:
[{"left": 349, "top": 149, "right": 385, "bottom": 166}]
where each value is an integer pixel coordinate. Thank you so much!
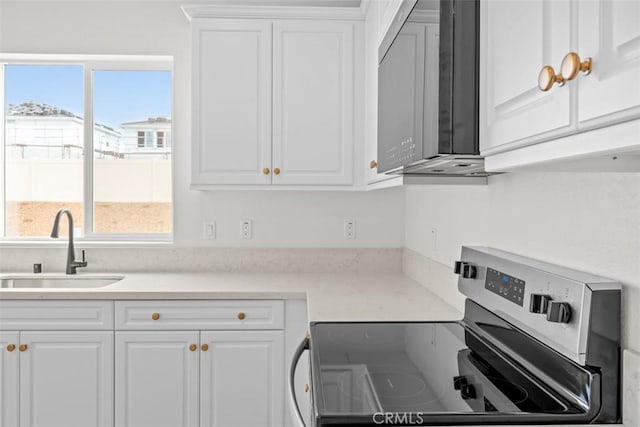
[{"left": 377, "top": 0, "right": 485, "bottom": 177}]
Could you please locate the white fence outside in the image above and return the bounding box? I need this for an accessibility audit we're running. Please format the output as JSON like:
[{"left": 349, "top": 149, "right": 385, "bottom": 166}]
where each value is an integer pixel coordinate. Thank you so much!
[{"left": 5, "top": 159, "right": 172, "bottom": 203}]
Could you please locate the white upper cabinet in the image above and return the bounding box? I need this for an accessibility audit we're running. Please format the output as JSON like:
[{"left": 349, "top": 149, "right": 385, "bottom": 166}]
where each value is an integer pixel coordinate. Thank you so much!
[
  {"left": 191, "top": 20, "right": 272, "bottom": 185},
  {"left": 481, "top": 0, "right": 640, "bottom": 170},
  {"left": 272, "top": 21, "right": 354, "bottom": 185},
  {"left": 190, "top": 16, "right": 357, "bottom": 187},
  {"left": 576, "top": 0, "right": 640, "bottom": 124},
  {"left": 481, "top": 0, "right": 572, "bottom": 151}
]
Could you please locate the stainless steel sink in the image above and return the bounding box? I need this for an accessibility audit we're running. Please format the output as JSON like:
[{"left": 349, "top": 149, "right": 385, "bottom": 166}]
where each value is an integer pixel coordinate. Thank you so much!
[{"left": 0, "top": 275, "right": 123, "bottom": 289}]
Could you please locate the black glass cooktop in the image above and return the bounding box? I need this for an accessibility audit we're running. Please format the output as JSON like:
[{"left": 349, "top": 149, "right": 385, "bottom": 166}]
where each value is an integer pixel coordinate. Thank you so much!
[{"left": 309, "top": 320, "right": 593, "bottom": 425}]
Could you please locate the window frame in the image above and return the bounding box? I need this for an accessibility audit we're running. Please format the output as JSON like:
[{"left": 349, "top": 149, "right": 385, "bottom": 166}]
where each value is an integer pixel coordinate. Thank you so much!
[
  {"left": 0, "top": 54, "right": 174, "bottom": 243},
  {"left": 137, "top": 131, "right": 145, "bottom": 148},
  {"left": 157, "top": 131, "right": 165, "bottom": 149}
]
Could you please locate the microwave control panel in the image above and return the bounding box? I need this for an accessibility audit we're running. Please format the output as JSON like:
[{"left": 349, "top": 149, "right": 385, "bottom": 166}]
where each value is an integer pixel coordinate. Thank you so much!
[{"left": 485, "top": 267, "right": 525, "bottom": 306}]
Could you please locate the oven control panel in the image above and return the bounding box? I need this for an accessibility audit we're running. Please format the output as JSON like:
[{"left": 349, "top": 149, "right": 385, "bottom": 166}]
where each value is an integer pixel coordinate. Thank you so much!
[
  {"left": 456, "top": 246, "right": 622, "bottom": 366},
  {"left": 485, "top": 268, "right": 525, "bottom": 306}
]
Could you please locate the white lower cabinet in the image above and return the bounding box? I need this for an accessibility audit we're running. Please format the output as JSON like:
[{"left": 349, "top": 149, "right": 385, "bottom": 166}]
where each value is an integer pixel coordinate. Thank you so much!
[
  {"left": 19, "top": 331, "right": 114, "bottom": 427},
  {"left": 115, "top": 332, "right": 200, "bottom": 427},
  {"left": 0, "top": 301, "right": 114, "bottom": 427},
  {"left": 0, "top": 331, "right": 114, "bottom": 427},
  {"left": 1, "top": 299, "right": 295, "bottom": 427},
  {"left": 0, "top": 332, "right": 19, "bottom": 427},
  {"left": 115, "top": 330, "right": 284, "bottom": 427},
  {"left": 200, "top": 331, "right": 284, "bottom": 427},
  {"left": 114, "top": 300, "right": 287, "bottom": 427}
]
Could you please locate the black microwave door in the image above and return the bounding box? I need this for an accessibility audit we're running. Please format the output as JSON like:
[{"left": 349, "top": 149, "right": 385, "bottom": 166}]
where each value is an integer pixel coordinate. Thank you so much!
[{"left": 438, "top": 0, "right": 480, "bottom": 155}]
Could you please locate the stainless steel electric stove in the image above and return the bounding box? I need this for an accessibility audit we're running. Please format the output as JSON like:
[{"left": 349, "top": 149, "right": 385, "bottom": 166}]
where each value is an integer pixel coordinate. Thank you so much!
[{"left": 289, "top": 246, "right": 622, "bottom": 426}]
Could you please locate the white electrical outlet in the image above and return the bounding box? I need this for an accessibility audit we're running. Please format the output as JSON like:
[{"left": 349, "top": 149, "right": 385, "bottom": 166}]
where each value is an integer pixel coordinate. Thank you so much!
[
  {"left": 344, "top": 220, "right": 356, "bottom": 239},
  {"left": 623, "top": 349, "right": 640, "bottom": 426},
  {"left": 240, "top": 220, "right": 252, "bottom": 239},
  {"left": 203, "top": 222, "right": 216, "bottom": 239}
]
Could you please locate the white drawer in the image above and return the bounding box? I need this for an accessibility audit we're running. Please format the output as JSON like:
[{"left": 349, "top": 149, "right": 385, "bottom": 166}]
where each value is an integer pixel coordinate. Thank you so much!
[
  {"left": 0, "top": 300, "right": 114, "bottom": 330},
  {"left": 115, "top": 300, "right": 284, "bottom": 330}
]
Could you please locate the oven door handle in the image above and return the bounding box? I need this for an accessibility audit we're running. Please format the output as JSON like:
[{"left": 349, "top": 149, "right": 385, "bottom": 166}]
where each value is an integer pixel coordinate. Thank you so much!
[{"left": 288, "top": 336, "right": 310, "bottom": 427}]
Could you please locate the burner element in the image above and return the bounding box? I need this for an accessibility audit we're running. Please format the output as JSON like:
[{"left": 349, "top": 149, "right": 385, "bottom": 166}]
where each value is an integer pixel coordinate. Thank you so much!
[{"left": 371, "top": 372, "right": 427, "bottom": 399}]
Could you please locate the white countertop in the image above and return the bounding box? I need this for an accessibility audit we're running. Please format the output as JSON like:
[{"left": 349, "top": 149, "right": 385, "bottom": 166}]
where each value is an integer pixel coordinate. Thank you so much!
[
  {"left": 0, "top": 273, "right": 625, "bottom": 426},
  {"left": 0, "top": 272, "right": 463, "bottom": 322}
]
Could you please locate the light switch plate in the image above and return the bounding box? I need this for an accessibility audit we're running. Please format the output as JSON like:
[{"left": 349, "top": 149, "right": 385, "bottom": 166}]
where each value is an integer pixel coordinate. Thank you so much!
[
  {"left": 240, "top": 219, "right": 252, "bottom": 239},
  {"left": 623, "top": 349, "right": 640, "bottom": 426},
  {"left": 344, "top": 220, "right": 355, "bottom": 239},
  {"left": 203, "top": 221, "right": 215, "bottom": 239}
]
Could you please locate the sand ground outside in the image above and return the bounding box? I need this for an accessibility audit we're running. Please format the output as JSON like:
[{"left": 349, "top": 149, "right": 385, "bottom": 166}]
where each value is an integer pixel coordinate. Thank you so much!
[{"left": 6, "top": 201, "right": 172, "bottom": 236}]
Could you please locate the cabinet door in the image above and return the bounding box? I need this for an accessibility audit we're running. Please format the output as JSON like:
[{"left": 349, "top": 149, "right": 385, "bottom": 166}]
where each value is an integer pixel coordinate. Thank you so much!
[
  {"left": 200, "top": 330, "right": 284, "bottom": 427},
  {"left": 273, "top": 21, "right": 354, "bottom": 185},
  {"left": 191, "top": 19, "right": 272, "bottom": 185},
  {"left": 19, "top": 331, "right": 113, "bottom": 427},
  {"left": 115, "top": 331, "right": 199, "bottom": 427},
  {"left": 0, "top": 332, "right": 19, "bottom": 427},
  {"left": 481, "top": 0, "right": 572, "bottom": 153},
  {"left": 576, "top": 0, "right": 640, "bottom": 125}
]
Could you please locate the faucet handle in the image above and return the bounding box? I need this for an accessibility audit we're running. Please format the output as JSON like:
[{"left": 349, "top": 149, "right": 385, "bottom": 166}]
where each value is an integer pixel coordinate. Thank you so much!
[{"left": 73, "top": 250, "right": 88, "bottom": 269}]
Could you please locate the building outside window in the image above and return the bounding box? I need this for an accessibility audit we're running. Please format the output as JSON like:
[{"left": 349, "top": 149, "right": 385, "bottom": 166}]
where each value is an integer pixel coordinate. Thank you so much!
[{"left": 123, "top": 119, "right": 171, "bottom": 156}]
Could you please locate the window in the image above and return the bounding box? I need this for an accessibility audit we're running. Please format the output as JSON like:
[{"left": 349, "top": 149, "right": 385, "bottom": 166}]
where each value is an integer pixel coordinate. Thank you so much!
[
  {"left": 1, "top": 56, "right": 173, "bottom": 240},
  {"left": 145, "top": 131, "right": 154, "bottom": 148}
]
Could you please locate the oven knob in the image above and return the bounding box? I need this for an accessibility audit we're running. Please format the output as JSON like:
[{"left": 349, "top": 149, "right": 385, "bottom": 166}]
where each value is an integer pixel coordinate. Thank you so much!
[
  {"left": 454, "top": 261, "right": 463, "bottom": 274},
  {"left": 454, "top": 261, "right": 477, "bottom": 279},
  {"left": 529, "top": 294, "right": 551, "bottom": 314},
  {"left": 462, "top": 264, "right": 477, "bottom": 279},
  {"left": 546, "top": 301, "right": 572, "bottom": 323},
  {"left": 460, "top": 384, "right": 476, "bottom": 400},
  {"left": 453, "top": 375, "right": 468, "bottom": 390}
]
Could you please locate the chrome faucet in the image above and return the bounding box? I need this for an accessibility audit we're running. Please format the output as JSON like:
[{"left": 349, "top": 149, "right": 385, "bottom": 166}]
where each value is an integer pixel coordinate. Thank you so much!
[{"left": 50, "top": 209, "right": 87, "bottom": 274}]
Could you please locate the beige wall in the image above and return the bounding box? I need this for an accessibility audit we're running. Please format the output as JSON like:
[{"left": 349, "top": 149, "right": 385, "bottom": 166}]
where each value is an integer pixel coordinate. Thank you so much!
[{"left": 405, "top": 172, "right": 640, "bottom": 353}]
